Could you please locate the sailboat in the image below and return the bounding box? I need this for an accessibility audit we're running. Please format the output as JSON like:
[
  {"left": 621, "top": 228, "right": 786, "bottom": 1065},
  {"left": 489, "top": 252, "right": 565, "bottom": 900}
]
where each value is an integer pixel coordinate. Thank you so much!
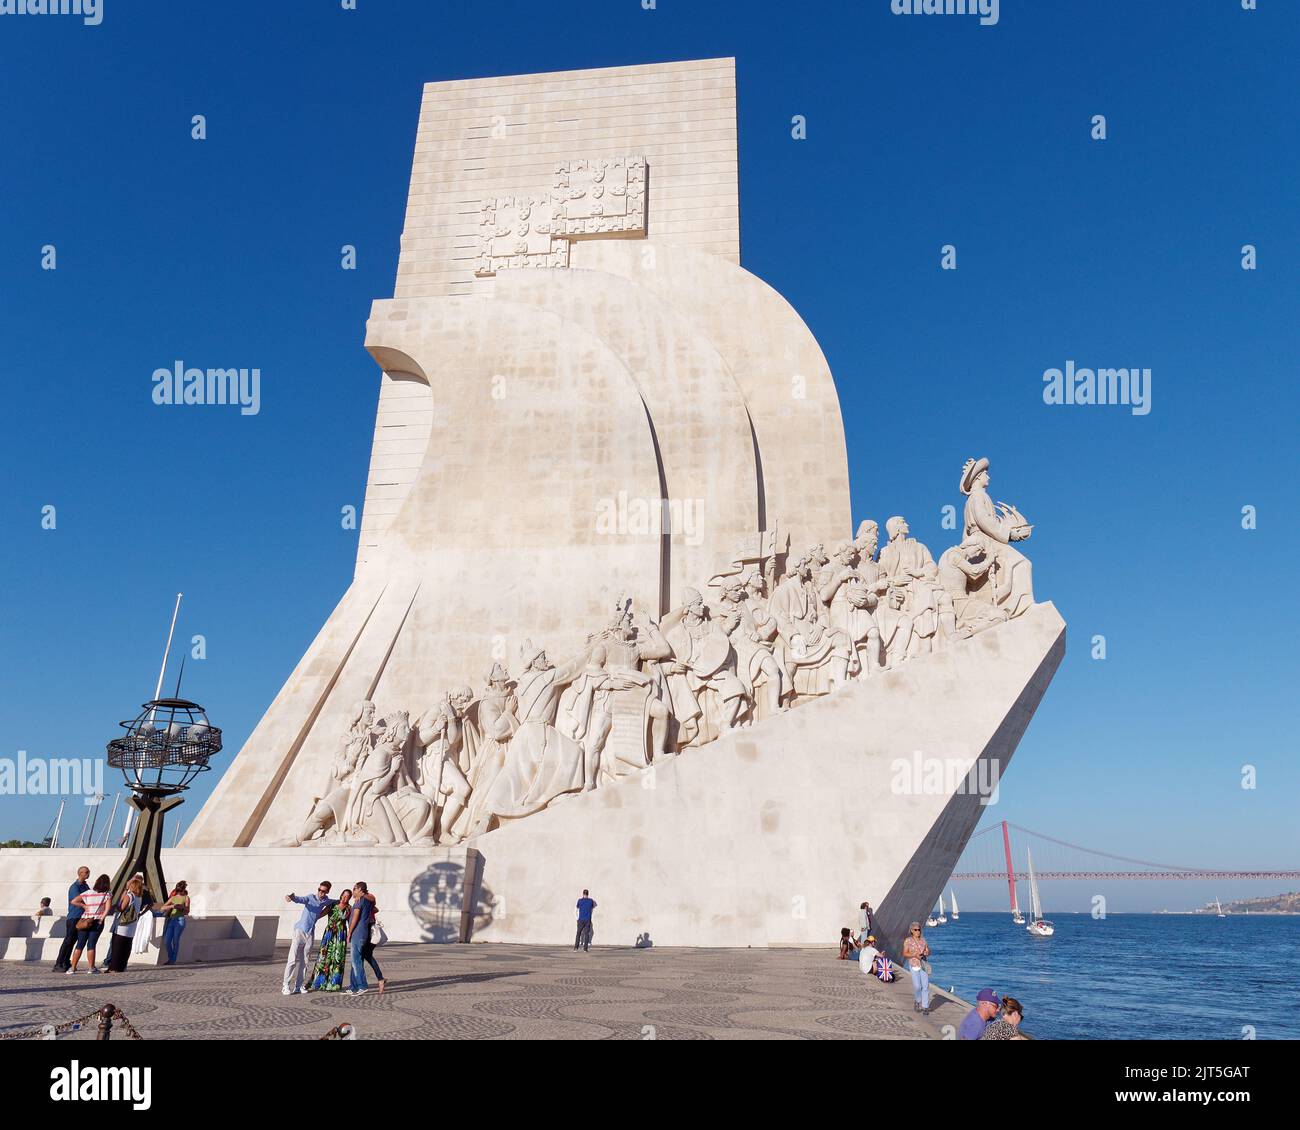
[
  {"left": 1010, "top": 884, "right": 1025, "bottom": 925},
  {"left": 936, "top": 894, "right": 948, "bottom": 925},
  {"left": 1025, "top": 847, "right": 1054, "bottom": 936},
  {"left": 950, "top": 889, "right": 960, "bottom": 921},
  {"left": 1215, "top": 897, "right": 1227, "bottom": 919},
  {"left": 925, "top": 910, "right": 939, "bottom": 927}
]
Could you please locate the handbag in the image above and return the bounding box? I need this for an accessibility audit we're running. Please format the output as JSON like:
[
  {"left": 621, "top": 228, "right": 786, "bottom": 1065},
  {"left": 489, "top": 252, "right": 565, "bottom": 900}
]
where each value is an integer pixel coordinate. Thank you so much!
[
  {"left": 117, "top": 897, "right": 139, "bottom": 926},
  {"left": 371, "top": 920, "right": 388, "bottom": 947}
]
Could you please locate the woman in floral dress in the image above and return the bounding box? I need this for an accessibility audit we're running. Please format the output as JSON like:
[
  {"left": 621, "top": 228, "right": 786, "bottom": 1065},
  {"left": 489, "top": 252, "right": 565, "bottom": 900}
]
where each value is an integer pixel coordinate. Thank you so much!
[{"left": 309, "top": 888, "right": 352, "bottom": 992}]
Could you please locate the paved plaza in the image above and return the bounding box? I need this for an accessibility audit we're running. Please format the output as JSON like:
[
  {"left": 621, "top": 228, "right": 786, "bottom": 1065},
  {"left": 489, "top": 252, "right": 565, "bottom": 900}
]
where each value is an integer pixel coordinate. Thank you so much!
[{"left": 0, "top": 944, "right": 963, "bottom": 1040}]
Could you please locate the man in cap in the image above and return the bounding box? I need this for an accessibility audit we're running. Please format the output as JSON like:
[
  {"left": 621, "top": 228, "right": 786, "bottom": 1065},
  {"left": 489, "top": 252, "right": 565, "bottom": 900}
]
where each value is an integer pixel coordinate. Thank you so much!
[{"left": 958, "top": 988, "right": 1002, "bottom": 1039}]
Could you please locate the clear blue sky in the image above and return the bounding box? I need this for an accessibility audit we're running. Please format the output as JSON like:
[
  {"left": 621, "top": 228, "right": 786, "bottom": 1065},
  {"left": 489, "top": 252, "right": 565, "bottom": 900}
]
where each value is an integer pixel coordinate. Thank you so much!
[{"left": 2, "top": 1, "right": 1296, "bottom": 911}]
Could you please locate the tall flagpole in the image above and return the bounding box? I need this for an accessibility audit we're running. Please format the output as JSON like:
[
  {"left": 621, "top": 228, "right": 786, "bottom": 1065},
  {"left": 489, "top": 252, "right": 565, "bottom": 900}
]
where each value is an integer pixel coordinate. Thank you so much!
[{"left": 153, "top": 593, "right": 184, "bottom": 704}]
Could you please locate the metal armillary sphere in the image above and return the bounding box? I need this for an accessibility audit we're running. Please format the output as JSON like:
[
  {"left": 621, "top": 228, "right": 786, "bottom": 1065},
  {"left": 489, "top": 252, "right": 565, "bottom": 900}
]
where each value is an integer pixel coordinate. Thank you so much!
[{"left": 106, "top": 698, "right": 222, "bottom": 901}]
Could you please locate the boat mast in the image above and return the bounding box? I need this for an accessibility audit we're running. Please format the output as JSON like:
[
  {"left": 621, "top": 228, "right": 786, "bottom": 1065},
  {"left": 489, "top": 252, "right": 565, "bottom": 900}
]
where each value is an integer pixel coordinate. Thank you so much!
[
  {"left": 1002, "top": 820, "right": 1020, "bottom": 914},
  {"left": 100, "top": 794, "right": 121, "bottom": 848},
  {"left": 49, "top": 799, "right": 66, "bottom": 849}
]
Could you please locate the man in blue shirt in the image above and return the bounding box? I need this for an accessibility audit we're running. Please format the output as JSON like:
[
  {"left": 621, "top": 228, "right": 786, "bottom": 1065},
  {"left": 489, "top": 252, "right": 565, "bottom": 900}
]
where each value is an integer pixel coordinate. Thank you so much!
[
  {"left": 958, "top": 988, "right": 1002, "bottom": 1040},
  {"left": 53, "top": 866, "right": 90, "bottom": 972},
  {"left": 282, "top": 881, "right": 337, "bottom": 995},
  {"left": 574, "top": 889, "right": 596, "bottom": 952}
]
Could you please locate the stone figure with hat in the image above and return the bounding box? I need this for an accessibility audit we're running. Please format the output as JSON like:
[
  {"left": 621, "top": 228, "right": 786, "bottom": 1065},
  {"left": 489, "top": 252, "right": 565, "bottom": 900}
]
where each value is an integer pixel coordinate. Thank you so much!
[{"left": 960, "top": 456, "right": 1034, "bottom": 618}]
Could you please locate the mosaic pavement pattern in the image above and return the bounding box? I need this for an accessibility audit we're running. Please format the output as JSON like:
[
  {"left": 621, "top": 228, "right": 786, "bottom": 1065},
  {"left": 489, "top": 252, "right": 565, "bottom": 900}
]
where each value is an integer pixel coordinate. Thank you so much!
[{"left": 0, "top": 944, "right": 969, "bottom": 1040}]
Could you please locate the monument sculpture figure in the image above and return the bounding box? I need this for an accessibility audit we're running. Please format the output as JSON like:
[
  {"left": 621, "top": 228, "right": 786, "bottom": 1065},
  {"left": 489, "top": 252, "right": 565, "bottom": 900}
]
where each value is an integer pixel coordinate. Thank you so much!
[
  {"left": 556, "top": 643, "right": 616, "bottom": 791},
  {"left": 854, "top": 524, "right": 914, "bottom": 669},
  {"left": 817, "top": 540, "right": 882, "bottom": 679},
  {"left": 879, "top": 516, "right": 956, "bottom": 656},
  {"left": 769, "top": 555, "right": 846, "bottom": 694},
  {"left": 414, "top": 687, "right": 475, "bottom": 844},
  {"left": 937, "top": 538, "right": 1009, "bottom": 635},
  {"left": 481, "top": 641, "right": 592, "bottom": 823},
  {"left": 717, "top": 578, "right": 789, "bottom": 720},
  {"left": 595, "top": 603, "right": 676, "bottom": 766},
  {"left": 462, "top": 664, "right": 518, "bottom": 836},
  {"left": 960, "top": 456, "right": 1034, "bottom": 618},
  {"left": 342, "top": 710, "right": 436, "bottom": 846},
  {"left": 660, "top": 588, "right": 749, "bottom": 744}
]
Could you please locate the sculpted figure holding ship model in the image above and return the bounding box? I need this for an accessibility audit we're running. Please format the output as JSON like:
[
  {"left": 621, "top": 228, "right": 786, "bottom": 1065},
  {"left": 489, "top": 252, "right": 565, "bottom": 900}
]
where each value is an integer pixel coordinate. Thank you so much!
[{"left": 960, "top": 456, "right": 1034, "bottom": 618}]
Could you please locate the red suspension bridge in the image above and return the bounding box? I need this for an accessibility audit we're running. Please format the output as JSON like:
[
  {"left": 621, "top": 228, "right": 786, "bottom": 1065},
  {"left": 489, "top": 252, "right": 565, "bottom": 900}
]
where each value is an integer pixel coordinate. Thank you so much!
[{"left": 953, "top": 822, "right": 1300, "bottom": 884}]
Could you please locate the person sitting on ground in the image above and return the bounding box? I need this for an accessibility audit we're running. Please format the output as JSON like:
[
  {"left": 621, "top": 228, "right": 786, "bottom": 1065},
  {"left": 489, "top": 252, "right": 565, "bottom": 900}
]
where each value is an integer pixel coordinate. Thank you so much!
[
  {"left": 857, "top": 933, "right": 880, "bottom": 974},
  {"left": 838, "top": 927, "right": 858, "bottom": 959},
  {"left": 958, "top": 988, "right": 1002, "bottom": 1039},
  {"left": 979, "top": 996, "right": 1026, "bottom": 1040}
]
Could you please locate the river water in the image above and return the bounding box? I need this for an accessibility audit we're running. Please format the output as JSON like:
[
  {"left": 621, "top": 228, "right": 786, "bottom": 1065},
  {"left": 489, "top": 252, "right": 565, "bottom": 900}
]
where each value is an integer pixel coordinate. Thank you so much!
[{"left": 913, "top": 911, "right": 1299, "bottom": 1040}]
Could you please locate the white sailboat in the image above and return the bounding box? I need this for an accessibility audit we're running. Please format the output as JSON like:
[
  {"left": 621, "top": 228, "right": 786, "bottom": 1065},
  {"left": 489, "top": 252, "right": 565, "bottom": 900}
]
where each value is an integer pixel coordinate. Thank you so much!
[
  {"left": 1025, "top": 848, "right": 1054, "bottom": 936},
  {"left": 1215, "top": 897, "right": 1227, "bottom": 919},
  {"left": 1010, "top": 883, "right": 1025, "bottom": 925},
  {"left": 937, "top": 894, "right": 948, "bottom": 925},
  {"left": 950, "top": 889, "right": 960, "bottom": 921}
]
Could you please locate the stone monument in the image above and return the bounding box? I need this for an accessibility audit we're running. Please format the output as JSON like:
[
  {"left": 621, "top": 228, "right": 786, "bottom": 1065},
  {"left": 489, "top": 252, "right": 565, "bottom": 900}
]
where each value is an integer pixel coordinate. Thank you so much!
[{"left": 0, "top": 60, "right": 1064, "bottom": 961}]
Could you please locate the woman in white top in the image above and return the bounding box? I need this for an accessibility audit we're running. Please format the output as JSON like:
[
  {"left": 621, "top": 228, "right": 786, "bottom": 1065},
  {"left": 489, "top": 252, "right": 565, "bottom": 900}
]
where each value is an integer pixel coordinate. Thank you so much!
[
  {"left": 68, "top": 874, "right": 112, "bottom": 974},
  {"left": 106, "top": 876, "right": 145, "bottom": 973}
]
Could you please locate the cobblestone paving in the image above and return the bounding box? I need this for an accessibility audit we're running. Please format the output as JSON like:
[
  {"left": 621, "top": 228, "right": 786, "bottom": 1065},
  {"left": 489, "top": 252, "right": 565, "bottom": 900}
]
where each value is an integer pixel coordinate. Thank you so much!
[{"left": 0, "top": 945, "right": 961, "bottom": 1040}]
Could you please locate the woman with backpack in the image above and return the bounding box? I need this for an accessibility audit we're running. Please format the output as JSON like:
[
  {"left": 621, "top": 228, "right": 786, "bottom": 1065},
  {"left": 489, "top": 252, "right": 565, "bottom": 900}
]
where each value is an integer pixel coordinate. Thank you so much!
[{"left": 106, "top": 876, "right": 145, "bottom": 973}]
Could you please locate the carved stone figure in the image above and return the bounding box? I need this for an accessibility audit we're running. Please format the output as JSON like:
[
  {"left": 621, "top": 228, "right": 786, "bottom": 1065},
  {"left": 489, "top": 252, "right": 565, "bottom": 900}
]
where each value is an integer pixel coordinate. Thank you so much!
[
  {"left": 817, "top": 541, "right": 882, "bottom": 678},
  {"left": 661, "top": 588, "right": 749, "bottom": 744},
  {"left": 879, "top": 516, "right": 957, "bottom": 655},
  {"left": 937, "top": 538, "right": 1009, "bottom": 635},
  {"left": 274, "top": 700, "right": 375, "bottom": 847},
  {"left": 718, "top": 577, "right": 789, "bottom": 719},
  {"left": 769, "top": 555, "right": 845, "bottom": 693},
  {"left": 463, "top": 664, "right": 519, "bottom": 836},
  {"left": 960, "top": 457, "right": 1034, "bottom": 618},
  {"left": 556, "top": 643, "right": 615, "bottom": 790},
  {"left": 342, "top": 710, "right": 436, "bottom": 846},
  {"left": 279, "top": 703, "right": 436, "bottom": 847},
  {"left": 414, "top": 687, "right": 476, "bottom": 844},
  {"left": 594, "top": 604, "right": 675, "bottom": 770},
  {"left": 854, "top": 524, "right": 913, "bottom": 670},
  {"left": 481, "top": 641, "right": 592, "bottom": 823}
]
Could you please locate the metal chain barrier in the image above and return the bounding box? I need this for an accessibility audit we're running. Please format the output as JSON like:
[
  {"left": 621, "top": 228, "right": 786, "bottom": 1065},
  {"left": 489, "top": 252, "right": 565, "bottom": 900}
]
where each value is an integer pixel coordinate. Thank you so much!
[{"left": 0, "top": 1003, "right": 142, "bottom": 1041}]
